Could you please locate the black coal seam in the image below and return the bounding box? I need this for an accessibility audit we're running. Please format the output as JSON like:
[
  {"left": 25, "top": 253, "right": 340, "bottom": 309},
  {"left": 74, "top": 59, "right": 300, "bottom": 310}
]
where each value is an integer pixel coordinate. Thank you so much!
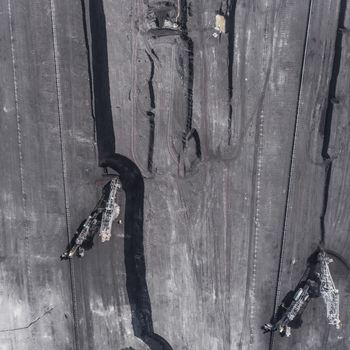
[
  {"left": 179, "top": 0, "right": 188, "bottom": 31},
  {"left": 101, "top": 156, "right": 173, "bottom": 350},
  {"left": 179, "top": 0, "right": 192, "bottom": 137},
  {"left": 181, "top": 34, "right": 194, "bottom": 142},
  {"left": 179, "top": 0, "right": 200, "bottom": 160},
  {"left": 146, "top": 51, "right": 156, "bottom": 109},
  {"left": 87, "top": 2, "right": 173, "bottom": 348},
  {"left": 151, "top": 48, "right": 159, "bottom": 61},
  {"left": 147, "top": 112, "right": 155, "bottom": 172},
  {"left": 321, "top": 0, "right": 346, "bottom": 159},
  {"left": 89, "top": 0, "right": 115, "bottom": 161},
  {"left": 145, "top": 50, "right": 156, "bottom": 173},
  {"left": 320, "top": 160, "right": 332, "bottom": 247},
  {"left": 269, "top": 1, "right": 313, "bottom": 348},
  {"left": 319, "top": 0, "right": 346, "bottom": 248},
  {"left": 226, "top": 0, "right": 237, "bottom": 146},
  {"left": 191, "top": 128, "right": 202, "bottom": 158}
]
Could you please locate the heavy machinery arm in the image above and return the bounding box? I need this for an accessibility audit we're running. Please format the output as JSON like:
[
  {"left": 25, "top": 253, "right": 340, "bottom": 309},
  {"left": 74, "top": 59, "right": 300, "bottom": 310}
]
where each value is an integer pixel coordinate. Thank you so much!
[{"left": 318, "top": 251, "right": 341, "bottom": 329}]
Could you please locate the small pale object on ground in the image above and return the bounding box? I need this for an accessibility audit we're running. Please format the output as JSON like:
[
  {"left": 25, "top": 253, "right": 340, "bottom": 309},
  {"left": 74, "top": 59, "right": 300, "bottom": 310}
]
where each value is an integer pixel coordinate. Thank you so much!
[{"left": 215, "top": 14, "right": 226, "bottom": 33}]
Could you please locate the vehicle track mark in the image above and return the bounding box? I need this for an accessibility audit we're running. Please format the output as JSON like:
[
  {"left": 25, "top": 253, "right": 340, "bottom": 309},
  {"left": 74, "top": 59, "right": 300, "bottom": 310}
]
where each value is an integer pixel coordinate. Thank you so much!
[
  {"left": 269, "top": 1, "right": 313, "bottom": 348},
  {"left": 131, "top": 1, "right": 152, "bottom": 177},
  {"left": 0, "top": 307, "right": 55, "bottom": 333},
  {"left": 80, "top": 0, "right": 97, "bottom": 144},
  {"left": 49, "top": 1, "right": 79, "bottom": 348},
  {"left": 167, "top": 44, "right": 182, "bottom": 164},
  {"left": 220, "top": 3, "right": 274, "bottom": 162},
  {"left": 332, "top": 152, "right": 350, "bottom": 235},
  {"left": 237, "top": 5, "right": 259, "bottom": 345},
  {"left": 7, "top": 0, "right": 35, "bottom": 344},
  {"left": 198, "top": 34, "right": 209, "bottom": 160},
  {"left": 320, "top": 0, "right": 347, "bottom": 249},
  {"left": 222, "top": 166, "right": 232, "bottom": 350},
  {"left": 153, "top": 42, "right": 177, "bottom": 176},
  {"left": 238, "top": 3, "right": 274, "bottom": 347},
  {"left": 248, "top": 3, "right": 287, "bottom": 344}
]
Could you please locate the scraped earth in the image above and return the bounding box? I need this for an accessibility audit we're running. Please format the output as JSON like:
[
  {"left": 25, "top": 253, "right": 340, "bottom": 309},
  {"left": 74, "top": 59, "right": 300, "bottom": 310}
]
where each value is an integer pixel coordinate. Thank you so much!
[{"left": 0, "top": 0, "right": 349, "bottom": 349}]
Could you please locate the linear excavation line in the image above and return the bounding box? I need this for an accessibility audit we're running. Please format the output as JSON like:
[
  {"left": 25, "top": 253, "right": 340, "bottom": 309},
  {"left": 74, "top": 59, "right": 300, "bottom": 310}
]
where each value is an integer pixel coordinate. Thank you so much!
[
  {"left": 269, "top": 1, "right": 313, "bottom": 349},
  {"left": 49, "top": 1, "right": 79, "bottom": 349}
]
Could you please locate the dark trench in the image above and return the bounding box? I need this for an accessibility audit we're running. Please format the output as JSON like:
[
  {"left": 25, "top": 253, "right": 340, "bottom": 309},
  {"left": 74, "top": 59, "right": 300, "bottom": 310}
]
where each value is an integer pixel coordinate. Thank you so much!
[
  {"left": 145, "top": 50, "right": 156, "bottom": 173},
  {"left": 181, "top": 7, "right": 194, "bottom": 137},
  {"left": 226, "top": 0, "right": 237, "bottom": 146},
  {"left": 82, "top": 0, "right": 173, "bottom": 348},
  {"left": 319, "top": 0, "right": 347, "bottom": 248},
  {"left": 180, "top": 0, "right": 201, "bottom": 161}
]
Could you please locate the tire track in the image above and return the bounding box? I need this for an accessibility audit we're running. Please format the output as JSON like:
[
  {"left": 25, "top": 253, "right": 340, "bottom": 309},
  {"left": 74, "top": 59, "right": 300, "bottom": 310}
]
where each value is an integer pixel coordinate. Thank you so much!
[
  {"left": 80, "top": 0, "right": 97, "bottom": 144},
  {"left": 237, "top": 16, "right": 256, "bottom": 343},
  {"left": 167, "top": 44, "right": 182, "bottom": 164},
  {"left": 131, "top": 0, "right": 155, "bottom": 178},
  {"left": 221, "top": 0, "right": 288, "bottom": 163},
  {"left": 248, "top": 107, "right": 265, "bottom": 345},
  {"left": 238, "top": 4, "right": 274, "bottom": 347},
  {"left": 269, "top": 1, "right": 313, "bottom": 348},
  {"left": 7, "top": 0, "right": 35, "bottom": 345},
  {"left": 49, "top": 0, "right": 79, "bottom": 348},
  {"left": 198, "top": 31, "right": 210, "bottom": 160}
]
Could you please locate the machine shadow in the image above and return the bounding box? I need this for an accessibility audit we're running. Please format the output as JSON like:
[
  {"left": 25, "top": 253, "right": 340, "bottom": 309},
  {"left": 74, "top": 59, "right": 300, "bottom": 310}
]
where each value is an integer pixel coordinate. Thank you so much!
[{"left": 84, "top": 0, "right": 173, "bottom": 348}]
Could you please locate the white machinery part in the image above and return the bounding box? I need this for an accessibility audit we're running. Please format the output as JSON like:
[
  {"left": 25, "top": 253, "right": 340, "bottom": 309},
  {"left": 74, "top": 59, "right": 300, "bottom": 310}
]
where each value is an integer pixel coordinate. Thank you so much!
[
  {"left": 99, "top": 177, "right": 122, "bottom": 242},
  {"left": 287, "top": 290, "right": 309, "bottom": 321},
  {"left": 318, "top": 251, "right": 341, "bottom": 329}
]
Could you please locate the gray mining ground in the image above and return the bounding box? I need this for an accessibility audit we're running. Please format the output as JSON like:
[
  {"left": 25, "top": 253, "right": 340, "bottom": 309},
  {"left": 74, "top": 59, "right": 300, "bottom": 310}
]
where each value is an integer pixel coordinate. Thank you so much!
[{"left": 0, "top": 0, "right": 350, "bottom": 349}]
